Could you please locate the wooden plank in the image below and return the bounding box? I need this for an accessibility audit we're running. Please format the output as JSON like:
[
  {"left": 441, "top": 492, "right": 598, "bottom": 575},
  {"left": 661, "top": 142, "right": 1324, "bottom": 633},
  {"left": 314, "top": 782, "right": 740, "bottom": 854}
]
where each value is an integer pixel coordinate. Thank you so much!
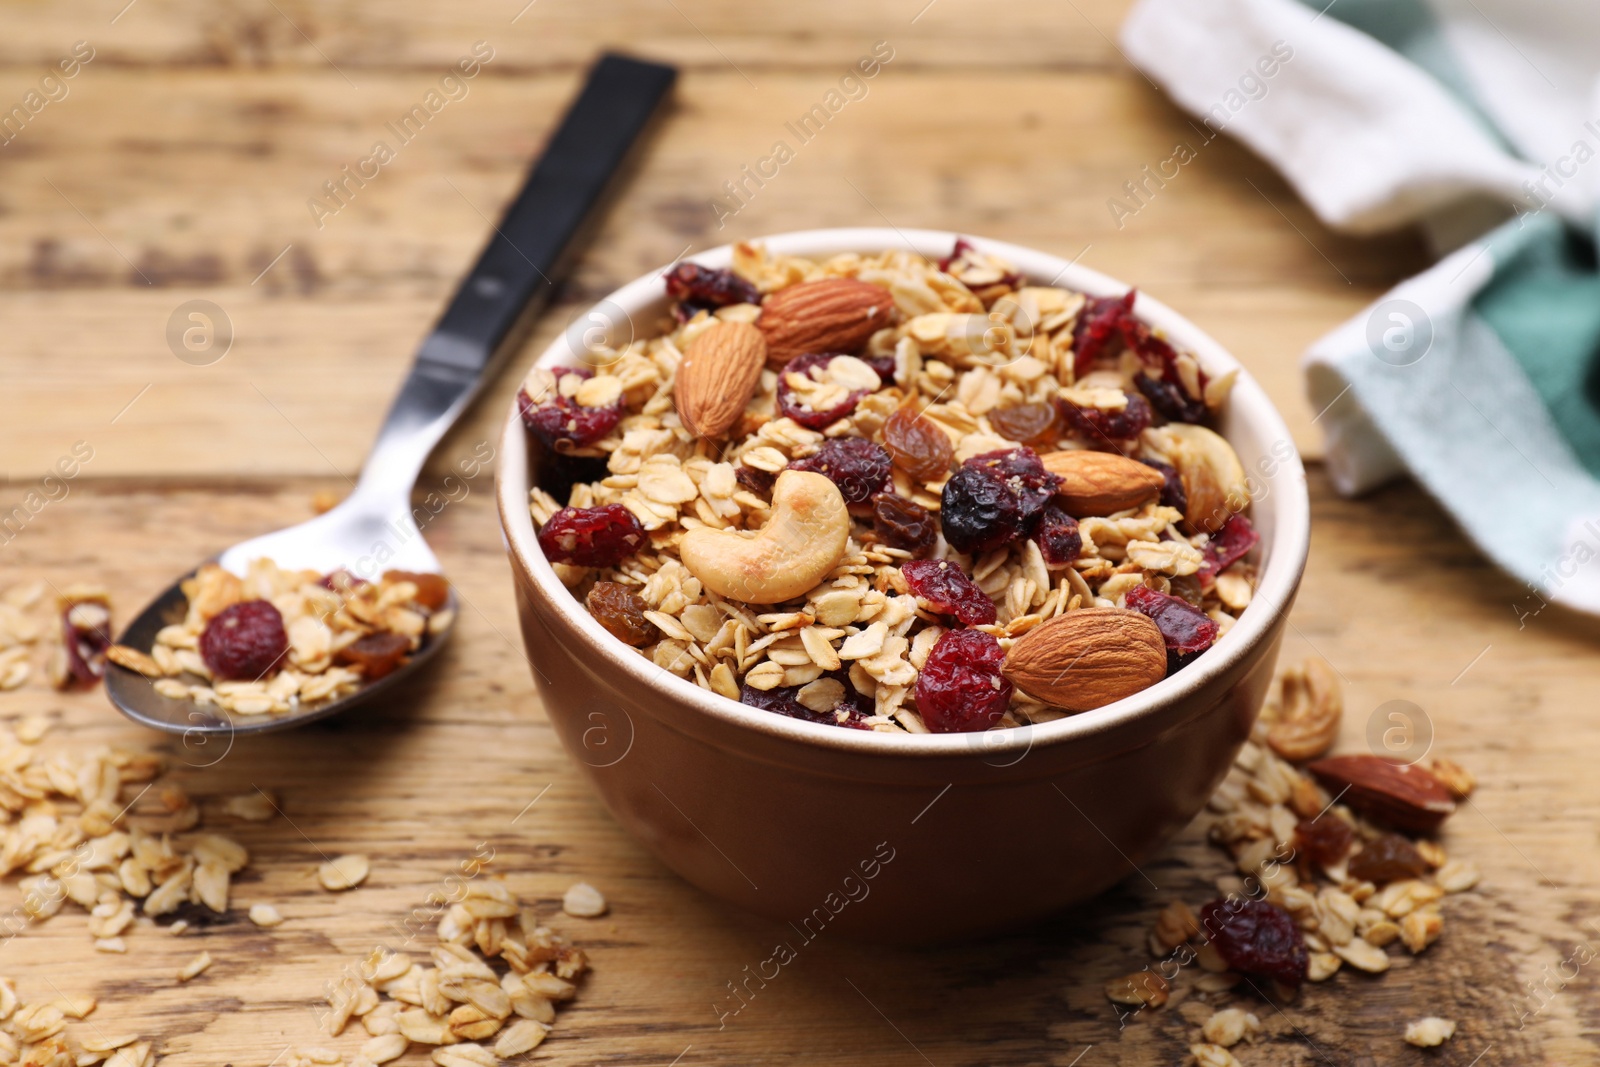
[
  {"left": 0, "top": 469, "right": 1582, "bottom": 1065},
  {"left": 0, "top": 67, "right": 1426, "bottom": 478}
]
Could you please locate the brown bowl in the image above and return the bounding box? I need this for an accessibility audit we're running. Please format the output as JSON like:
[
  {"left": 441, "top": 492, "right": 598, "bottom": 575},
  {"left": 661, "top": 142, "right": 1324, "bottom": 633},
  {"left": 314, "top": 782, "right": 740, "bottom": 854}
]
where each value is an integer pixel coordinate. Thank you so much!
[{"left": 495, "top": 229, "right": 1310, "bottom": 945}]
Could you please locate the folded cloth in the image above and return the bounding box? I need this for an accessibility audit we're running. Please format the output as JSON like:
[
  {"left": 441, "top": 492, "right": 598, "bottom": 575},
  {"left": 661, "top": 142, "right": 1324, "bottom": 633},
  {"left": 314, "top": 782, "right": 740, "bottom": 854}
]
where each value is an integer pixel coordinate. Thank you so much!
[{"left": 1121, "top": 0, "right": 1600, "bottom": 617}]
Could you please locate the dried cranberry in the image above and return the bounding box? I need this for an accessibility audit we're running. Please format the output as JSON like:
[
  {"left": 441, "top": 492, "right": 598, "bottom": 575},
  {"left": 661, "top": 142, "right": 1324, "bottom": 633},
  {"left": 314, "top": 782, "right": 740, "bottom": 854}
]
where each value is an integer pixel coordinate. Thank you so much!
[
  {"left": 1293, "top": 817, "right": 1354, "bottom": 868},
  {"left": 57, "top": 599, "right": 112, "bottom": 688},
  {"left": 336, "top": 632, "right": 411, "bottom": 680},
  {"left": 1347, "top": 832, "right": 1428, "bottom": 884},
  {"left": 939, "top": 448, "right": 1061, "bottom": 555},
  {"left": 585, "top": 582, "right": 656, "bottom": 646},
  {"left": 537, "top": 505, "right": 648, "bottom": 568},
  {"left": 740, "top": 669, "right": 871, "bottom": 729},
  {"left": 1136, "top": 371, "right": 1208, "bottom": 424},
  {"left": 1034, "top": 504, "right": 1083, "bottom": 566},
  {"left": 383, "top": 570, "right": 450, "bottom": 611},
  {"left": 1140, "top": 458, "right": 1188, "bottom": 514},
  {"left": 1199, "top": 897, "right": 1308, "bottom": 988},
  {"left": 1057, "top": 392, "right": 1152, "bottom": 443},
  {"left": 789, "top": 438, "right": 893, "bottom": 506},
  {"left": 735, "top": 463, "right": 778, "bottom": 496},
  {"left": 1198, "top": 515, "right": 1260, "bottom": 586},
  {"left": 321, "top": 569, "right": 369, "bottom": 594},
  {"left": 664, "top": 262, "right": 760, "bottom": 320},
  {"left": 913, "top": 628, "right": 1012, "bottom": 733},
  {"left": 871, "top": 493, "right": 936, "bottom": 554},
  {"left": 936, "top": 237, "right": 975, "bottom": 274},
  {"left": 1125, "top": 584, "right": 1219, "bottom": 665},
  {"left": 1071, "top": 291, "right": 1136, "bottom": 377},
  {"left": 519, "top": 367, "right": 623, "bottom": 451},
  {"left": 988, "top": 402, "right": 1058, "bottom": 446},
  {"left": 884, "top": 404, "right": 954, "bottom": 482},
  {"left": 775, "top": 353, "right": 871, "bottom": 430},
  {"left": 860, "top": 353, "right": 898, "bottom": 382},
  {"left": 199, "top": 600, "right": 289, "bottom": 682},
  {"left": 901, "top": 559, "right": 996, "bottom": 626}
]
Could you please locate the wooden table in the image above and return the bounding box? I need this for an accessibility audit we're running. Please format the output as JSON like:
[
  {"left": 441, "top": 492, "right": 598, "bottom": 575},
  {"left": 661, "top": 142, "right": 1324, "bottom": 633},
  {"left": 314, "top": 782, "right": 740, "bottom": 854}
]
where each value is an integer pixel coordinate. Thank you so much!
[{"left": 0, "top": 2, "right": 1592, "bottom": 1063}]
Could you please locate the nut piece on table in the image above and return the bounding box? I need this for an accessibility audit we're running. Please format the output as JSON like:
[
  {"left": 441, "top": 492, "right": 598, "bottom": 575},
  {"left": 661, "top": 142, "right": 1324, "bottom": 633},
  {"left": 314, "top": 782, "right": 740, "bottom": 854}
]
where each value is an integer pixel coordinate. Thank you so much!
[
  {"left": 318, "top": 854, "right": 371, "bottom": 892},
  {"left": 679, "top": 470, "right": 850, "bottom": 605},
  {"left": 1306, "top": 755, "right": 1456, "bottom": 834},
  {"left": 1003, "top": 607, "right": 1166, "bottom": 711},
  {"left": 1103, "top": 969, "right": 1168, "bottom": 1008},
  {"left": 674, "top": 321, "right": 768, "bottom": 439},
  {"left": 1039, "top": 450, "right": 1164, "bottom": 516},
  {"left": 562, "top": 882, "right": 607, "bottom": 918},
  {"left": 1403, "top": 1016, "right": 1457, "bottom": 1047},
  {"left": 757, "top": 278, "right": 895, "bottom": 366},
  {"left": 1264, "top": 658, "right": 1342, "bottom": 762},
  {"left": 1162, "top": 423, "right": 1248, "bottom": 533}
]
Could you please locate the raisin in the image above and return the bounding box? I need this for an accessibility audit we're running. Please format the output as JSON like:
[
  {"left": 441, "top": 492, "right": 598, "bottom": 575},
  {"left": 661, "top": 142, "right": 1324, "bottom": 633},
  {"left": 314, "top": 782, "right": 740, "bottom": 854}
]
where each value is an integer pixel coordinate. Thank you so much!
[
  {"left": 1199, "top": 898, "right": 1308, "bottom": 988},
  {"left": 939, "top": 448, "right": 1061, "bottom": 555},
  {"left": 1167, "top": 574, "right": 1205, "bottom": 608},
  {"left": 336, "top": 632, "right": 412, "bottom": 680},
  {"left": 519, "top": 367, "right": 623, "bottom": 451},
  {"left": 735, "top": 463, "right": 777, "bottom": 496},
  {"left": 1058, "top": 392, "right": 1152, "bottom": 442},
  {"left": 871, "top": 493, "right": 936, "bottom": 554},
  {"left": 585, "top": 582, "right": 657, "bottom": 646},
  {"left": 789, "top": 438, "right": 893, "bottom": 506},
  {"left": 1125, "top": 584, "right": 1219, "bottom": 666},
  {"left": 740, "top": 669, "right": 871, "bottom": 729},
  {"left": 537, "top": 505, "right": 648, "bottom": 568},
  {"left": 199, "top": 600, "right": 289, "bottom": 682},
  {"left": 382, "top": 570, "right": 450, "bottom": 611},
  {"left": 1293, "top": 817, "right": 1354, "bottom": 868},
  {"left": 913, "top": 628, "right": 1013, "bottom": 733},
  {"left": 1137, "top": 370, "right": 1208, "bottom": 424},
  {"left": 884, "top": 404, "right": 954, "bottom": 481},
  {"left": 1198, "top": 515, "right": 1260, "bottom": 586},
  {"left": 1347, "top": 832, "right": 1429, "bottom": 884},
  {"left": 988, "top": 402, "right": 1058, "bottom": 446},
  {"left": 776, "top": 352, "right": 869, "bottom": 429},
  {"left": 1071, "top": 291, "right": 1136, "bottom": 377},
  {"left": 664, "top": 262, "right": 760, "bottom": 320},
  {"left": 1141, "top": 458, "right": 1188, "bottom": 514},
  {"left": 901, "top": 559, "right": 996, "bottom": 626},
  {"left": 1034, "top": 504, "right": 1082, "bottom": 566}
]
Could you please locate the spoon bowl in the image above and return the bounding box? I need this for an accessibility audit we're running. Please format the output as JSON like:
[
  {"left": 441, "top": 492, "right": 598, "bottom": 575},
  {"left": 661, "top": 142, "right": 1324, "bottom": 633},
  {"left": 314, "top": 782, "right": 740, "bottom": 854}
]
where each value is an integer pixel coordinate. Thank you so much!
[{"left": 101, "top": 54, "right": 678, "bottom": 736}]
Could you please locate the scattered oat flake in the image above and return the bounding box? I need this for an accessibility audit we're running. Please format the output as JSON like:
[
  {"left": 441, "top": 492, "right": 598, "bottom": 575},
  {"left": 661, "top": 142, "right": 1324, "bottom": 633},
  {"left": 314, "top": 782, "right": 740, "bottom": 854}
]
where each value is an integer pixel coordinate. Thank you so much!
[
  {"left": 1190, "top": 1043, "right": 1244, "bottom": 1067},
  {"left": 15, "top": 714, "right": 50, "bottom": 743},
  {"left": 178, "top": 950, "right": 213, "bottom": 981},
  {"left": 249, "top": 903, "right": 285, "bottom": 927},
  {"left": 95, "top": 937, "right": 127, "bottom": 953},
  {"left": 1404, "top": 1016, "right": 1456, "bottom": 1047},
  {"left": 223, "top": 790, "right": 280, "bottom": 821},
  {"left": 563, "top": 881, "right": 608, "bottom": 918},
  {"left": 168, "top": 919, "right": 190, "bottom": 935},
  {"left": 319, "top": 853, "right": 371, "bottom": 891}
]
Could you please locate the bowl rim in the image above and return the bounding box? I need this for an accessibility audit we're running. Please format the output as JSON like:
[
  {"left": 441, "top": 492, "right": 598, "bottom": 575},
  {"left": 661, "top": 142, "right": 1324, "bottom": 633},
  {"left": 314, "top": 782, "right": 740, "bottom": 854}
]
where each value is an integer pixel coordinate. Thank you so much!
[{"left": 496, "top": 227, "right": 1310, "bottom": 759}]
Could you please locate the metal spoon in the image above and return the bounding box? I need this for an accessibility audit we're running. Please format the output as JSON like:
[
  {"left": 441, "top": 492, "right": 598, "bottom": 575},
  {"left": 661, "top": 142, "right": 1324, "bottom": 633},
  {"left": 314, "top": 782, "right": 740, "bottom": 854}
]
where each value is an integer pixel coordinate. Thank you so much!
[{"left": 107, "top": 54, "right": 676, "bottom": 737}]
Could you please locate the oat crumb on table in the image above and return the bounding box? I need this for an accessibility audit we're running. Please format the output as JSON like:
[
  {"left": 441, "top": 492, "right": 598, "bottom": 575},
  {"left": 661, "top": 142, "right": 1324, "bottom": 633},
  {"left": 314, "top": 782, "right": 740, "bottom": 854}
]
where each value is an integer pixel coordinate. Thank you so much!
[
  {"left": 562, "top": 881, "right": 607, "bottom": 918},
  {"left": 318, "top": 853, "right": 371, "bottom": 891},
  {"left": 1404, "top": 1016, "right": 1457, "bottom": 1047}
]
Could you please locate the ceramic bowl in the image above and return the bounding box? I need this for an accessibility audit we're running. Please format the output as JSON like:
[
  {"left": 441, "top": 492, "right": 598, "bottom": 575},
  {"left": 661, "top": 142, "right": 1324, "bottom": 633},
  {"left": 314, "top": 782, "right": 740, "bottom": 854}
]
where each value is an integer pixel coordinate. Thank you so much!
[{"left": 496, "top": 228, "right": 1310, "bottom": 945}]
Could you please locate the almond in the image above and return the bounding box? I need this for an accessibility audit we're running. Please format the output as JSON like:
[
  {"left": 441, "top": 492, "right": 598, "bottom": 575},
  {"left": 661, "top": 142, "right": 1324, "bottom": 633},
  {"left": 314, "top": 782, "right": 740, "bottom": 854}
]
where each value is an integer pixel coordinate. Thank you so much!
[
  {"left": 1306, "top": 756, "right": 1456, "bottom": 834},
  {"left": 1002, "top": 607, "right": 1166, "bottom": 711},
  {"left": 757, "top": 278, "right": 894, "bottom": 366},
  {"left": 1039, "top": 451, "right": 1165, "bottom": 516},
  {"left": 674, "top": 321, "right": 768, "bottom": 439}
]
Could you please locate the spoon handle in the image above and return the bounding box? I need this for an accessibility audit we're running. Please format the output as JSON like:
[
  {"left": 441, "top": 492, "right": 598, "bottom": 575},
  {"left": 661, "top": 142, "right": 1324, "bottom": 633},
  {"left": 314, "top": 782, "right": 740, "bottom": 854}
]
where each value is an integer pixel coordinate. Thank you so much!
[{"left": 354, "top": 53, "right": 677, "bottom": 503}]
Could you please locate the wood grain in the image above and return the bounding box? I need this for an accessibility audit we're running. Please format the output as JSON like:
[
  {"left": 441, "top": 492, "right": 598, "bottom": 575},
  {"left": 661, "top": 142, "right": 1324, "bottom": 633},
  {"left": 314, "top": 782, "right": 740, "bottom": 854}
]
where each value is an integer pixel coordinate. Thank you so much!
[{"left": 0, "top": 470, "right": 1590, "bottom": 1065}]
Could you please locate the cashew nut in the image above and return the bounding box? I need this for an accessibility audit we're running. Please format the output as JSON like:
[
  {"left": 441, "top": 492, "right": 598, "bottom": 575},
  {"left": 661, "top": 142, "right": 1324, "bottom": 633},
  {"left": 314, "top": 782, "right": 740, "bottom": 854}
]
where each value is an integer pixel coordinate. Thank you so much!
[
  {"left": 1162, "top": 423, "right": 1249, "bottom": 534},
  {"left": 678, "top": 470, "right": 849, "bottom": 604}
]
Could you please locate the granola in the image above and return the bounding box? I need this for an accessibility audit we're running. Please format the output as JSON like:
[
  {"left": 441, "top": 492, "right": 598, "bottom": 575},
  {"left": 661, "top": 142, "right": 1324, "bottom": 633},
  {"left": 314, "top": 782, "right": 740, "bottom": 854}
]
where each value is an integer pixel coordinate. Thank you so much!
[
  {"left": 109, "top": 560, "right": 453, "bottom": 717},
  {"left": 524, "top": 239, "right": 1261, "bottom": 734}
]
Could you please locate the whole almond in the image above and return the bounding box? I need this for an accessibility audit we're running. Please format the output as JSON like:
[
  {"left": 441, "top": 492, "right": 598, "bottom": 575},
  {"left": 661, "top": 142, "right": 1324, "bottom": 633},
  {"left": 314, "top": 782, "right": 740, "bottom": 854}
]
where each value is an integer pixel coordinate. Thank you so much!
[
  {"left": 757, "top": 278, "right": 894, "bottom": 365},
  {"left": 1039, "top": 451, "right": 1165, "bottom": 516},
  {"left": 1003, "top": 607, "right": 1166, "bottom": 711},
  {"left": 674, "top": 321, "right": 768, "bottom": 439},
  {"left": 1306, "top": 755, "right": 1456, "bottom": 833}
]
